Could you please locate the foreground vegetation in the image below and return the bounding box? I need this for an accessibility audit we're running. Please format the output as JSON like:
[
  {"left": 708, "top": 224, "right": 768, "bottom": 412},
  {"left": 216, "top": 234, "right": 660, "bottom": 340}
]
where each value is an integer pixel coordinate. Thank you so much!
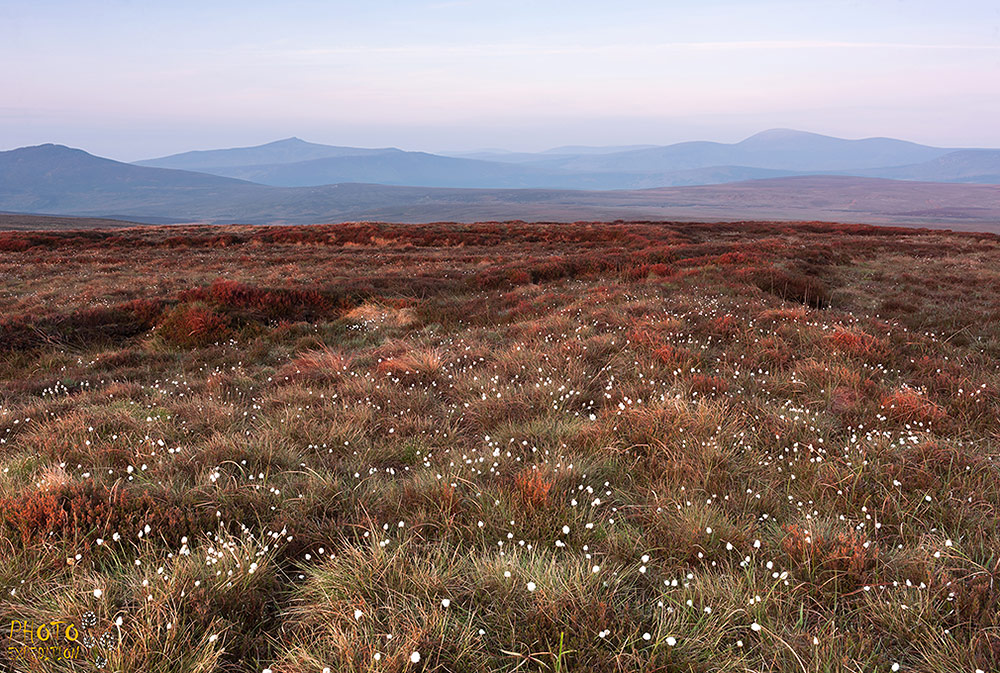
[{"left": 1, "top": 220, "right": 998, "bottom": 672}]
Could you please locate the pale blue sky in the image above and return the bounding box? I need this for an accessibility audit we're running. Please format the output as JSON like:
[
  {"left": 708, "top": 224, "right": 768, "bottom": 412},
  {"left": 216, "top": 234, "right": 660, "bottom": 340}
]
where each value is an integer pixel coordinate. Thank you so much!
[{"left": 2, "top": 0, "right": 998, "bottom": 159}]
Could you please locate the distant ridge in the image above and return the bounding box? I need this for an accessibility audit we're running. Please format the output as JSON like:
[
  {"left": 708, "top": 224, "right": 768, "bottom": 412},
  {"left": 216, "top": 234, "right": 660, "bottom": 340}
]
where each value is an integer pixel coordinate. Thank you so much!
[
  {"left": 849, "top": 149, "right": 1000, "bottom": 183},
  {"left": 3, "top": 143, "right": 1000, "bottom": 231},
  {"left": 0, "top": 144, "right": 262, "bottom": 216},
  {"left": 0, "top": 212, "right": 152, "bottom": 230},
  {"left": 131, "top": 130, "right": 999, "bottom": 189},
  {"left": 523, "top": 129, "right": 955, "bottom": 174},
  {"left": 134, "top": 137, "right": 397, "bottom": 170}
]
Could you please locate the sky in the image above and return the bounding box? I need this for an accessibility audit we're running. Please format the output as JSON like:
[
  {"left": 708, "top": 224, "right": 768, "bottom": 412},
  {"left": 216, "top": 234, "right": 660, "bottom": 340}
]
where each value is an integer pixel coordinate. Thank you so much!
[{"left": 1, "top": 0, "right": 999, "bottom": 160}]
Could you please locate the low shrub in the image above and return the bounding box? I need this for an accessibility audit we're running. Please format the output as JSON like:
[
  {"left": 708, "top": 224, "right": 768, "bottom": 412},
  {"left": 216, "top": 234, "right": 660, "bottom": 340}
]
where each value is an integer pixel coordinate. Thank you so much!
[{"left": 156, "top": 302, "right": 231, "bottom": 348}]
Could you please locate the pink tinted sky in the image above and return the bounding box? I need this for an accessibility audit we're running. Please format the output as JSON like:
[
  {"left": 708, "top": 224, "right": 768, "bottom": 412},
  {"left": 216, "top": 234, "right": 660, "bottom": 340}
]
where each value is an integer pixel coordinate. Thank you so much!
[{"left": 1, "top": 0, "right": 999, "bottom": 159}]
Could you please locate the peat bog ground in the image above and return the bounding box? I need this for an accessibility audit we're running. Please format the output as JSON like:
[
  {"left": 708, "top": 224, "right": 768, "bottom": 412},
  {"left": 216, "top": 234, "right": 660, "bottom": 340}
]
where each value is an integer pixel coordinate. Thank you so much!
[{"left": 1, "top": 220, "right": 999, "bottom": 672}]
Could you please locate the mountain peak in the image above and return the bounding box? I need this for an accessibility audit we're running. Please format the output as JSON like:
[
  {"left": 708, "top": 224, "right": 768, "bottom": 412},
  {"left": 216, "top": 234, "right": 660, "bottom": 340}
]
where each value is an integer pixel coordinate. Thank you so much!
[
  {"left": 740, "top": 128, "right": 826, "bottom": 144},
  {"left": 9, "top": 143, "right": 81, "bottom": 154},
  {"left": 3, "top": 144, "right": 102, "bottom": 162},
  {"left": 252, "top": 137, "right": 314, "bottom": 149}
]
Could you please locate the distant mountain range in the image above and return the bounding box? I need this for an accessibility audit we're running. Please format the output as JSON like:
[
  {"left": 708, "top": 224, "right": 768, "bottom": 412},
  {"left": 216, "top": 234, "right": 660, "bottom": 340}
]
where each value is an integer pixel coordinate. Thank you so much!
[
  {"left": 130, "top": 129, "right": 1000, "bottom": 189},
  {"left": 0, "top": 144, "right": 264, "bottom": 217},
  {"left": 2, "top": 141, "right": 1000, "bottom": 230}
]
